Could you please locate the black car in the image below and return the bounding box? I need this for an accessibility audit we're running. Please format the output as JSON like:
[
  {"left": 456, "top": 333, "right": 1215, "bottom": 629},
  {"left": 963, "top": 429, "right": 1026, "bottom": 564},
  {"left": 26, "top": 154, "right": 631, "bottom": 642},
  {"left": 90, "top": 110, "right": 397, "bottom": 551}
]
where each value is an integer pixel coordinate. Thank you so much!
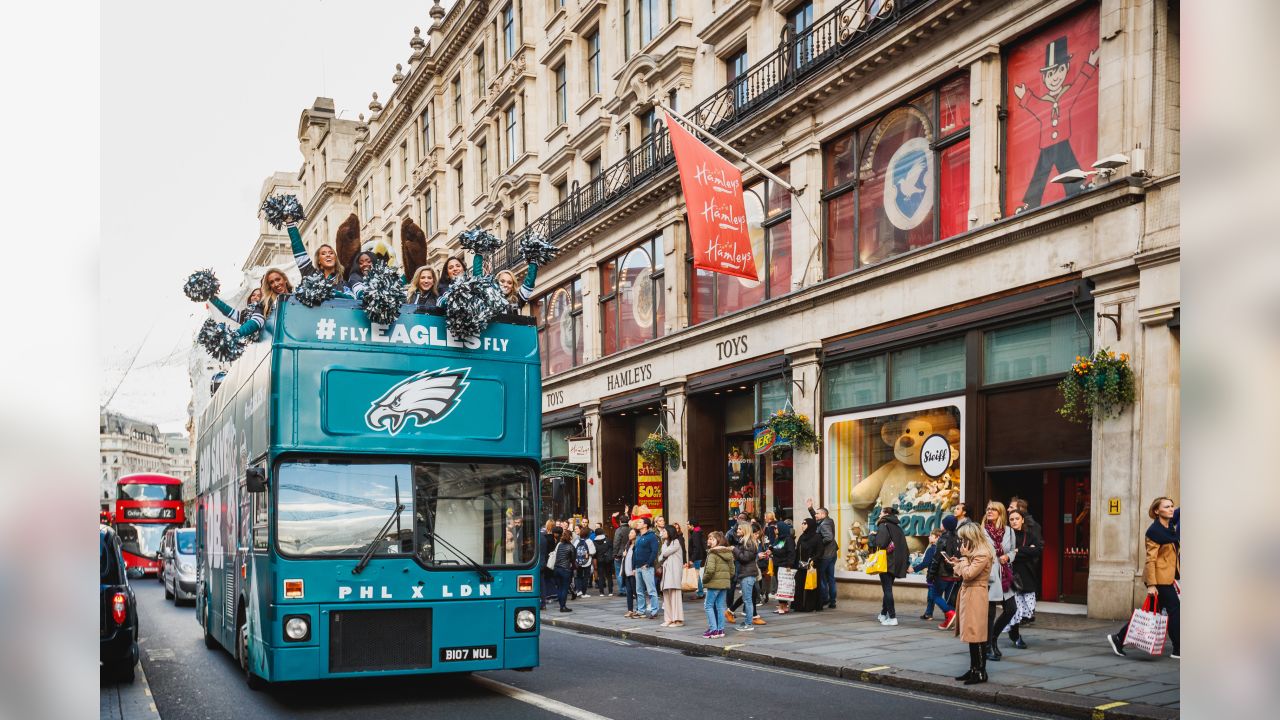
[{"left": 100, "top": 525, "right": 139, "bottom": 682}]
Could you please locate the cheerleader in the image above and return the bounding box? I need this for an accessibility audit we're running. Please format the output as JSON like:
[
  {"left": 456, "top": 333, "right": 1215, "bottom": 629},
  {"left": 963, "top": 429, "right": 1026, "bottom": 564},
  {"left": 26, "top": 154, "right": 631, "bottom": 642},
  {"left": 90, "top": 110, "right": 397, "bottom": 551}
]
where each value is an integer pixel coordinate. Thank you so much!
[{"left": 407, "top": 266, "right": 440, "bottom": 309}]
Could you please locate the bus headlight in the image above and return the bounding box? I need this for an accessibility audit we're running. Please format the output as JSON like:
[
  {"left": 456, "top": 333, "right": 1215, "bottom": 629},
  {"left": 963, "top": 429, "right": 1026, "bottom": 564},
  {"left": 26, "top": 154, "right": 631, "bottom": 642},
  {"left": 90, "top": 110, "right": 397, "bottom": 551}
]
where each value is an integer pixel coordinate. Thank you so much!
[
  {"left": 284, "top": 616, "right": 310, "bottom": 642},
  {"left": 514, "top": 608, "right": 536, "bottom": 632}
]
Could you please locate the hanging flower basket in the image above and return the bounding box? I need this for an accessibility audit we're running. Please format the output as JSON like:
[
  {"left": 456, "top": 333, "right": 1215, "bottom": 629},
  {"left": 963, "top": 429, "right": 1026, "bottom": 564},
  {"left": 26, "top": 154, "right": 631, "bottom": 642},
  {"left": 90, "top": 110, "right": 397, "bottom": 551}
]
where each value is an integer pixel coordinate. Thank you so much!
[
  {"left": 641, "top": 429, "right": 681, "bottom": 468},
  {"left": 1057, "top": 348, "right": 1136, "bottom": 423},
  {"left": 767, "top": 407, "right": 819, "bottom": 452}
]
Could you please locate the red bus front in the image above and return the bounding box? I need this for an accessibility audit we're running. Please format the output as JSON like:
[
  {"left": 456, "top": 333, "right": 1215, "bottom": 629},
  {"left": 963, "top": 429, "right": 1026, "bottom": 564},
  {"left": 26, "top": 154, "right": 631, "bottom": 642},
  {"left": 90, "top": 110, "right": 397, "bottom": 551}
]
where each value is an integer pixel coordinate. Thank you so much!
[{"left": 114, "top": 474, "right": 185, "bottom": 576}]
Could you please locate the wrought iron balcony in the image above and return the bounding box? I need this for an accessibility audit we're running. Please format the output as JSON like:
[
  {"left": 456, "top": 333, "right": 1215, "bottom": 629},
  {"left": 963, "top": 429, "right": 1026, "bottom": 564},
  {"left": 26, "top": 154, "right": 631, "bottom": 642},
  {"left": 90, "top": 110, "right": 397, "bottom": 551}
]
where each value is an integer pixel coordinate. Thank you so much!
[{"left": 477, "top": 0, "right": 935, "bottom": 272}]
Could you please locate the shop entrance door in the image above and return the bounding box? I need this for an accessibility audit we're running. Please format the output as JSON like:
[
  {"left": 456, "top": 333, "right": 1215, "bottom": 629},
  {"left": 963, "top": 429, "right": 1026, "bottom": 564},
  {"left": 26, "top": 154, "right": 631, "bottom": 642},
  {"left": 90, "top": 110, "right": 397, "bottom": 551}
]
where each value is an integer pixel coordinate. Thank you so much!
[
  {"left": 725, "top": 434, "right": 757, "bottom": 521},
  {"left": 988, "top": 467, "right": 1089, "bottom": 603}
]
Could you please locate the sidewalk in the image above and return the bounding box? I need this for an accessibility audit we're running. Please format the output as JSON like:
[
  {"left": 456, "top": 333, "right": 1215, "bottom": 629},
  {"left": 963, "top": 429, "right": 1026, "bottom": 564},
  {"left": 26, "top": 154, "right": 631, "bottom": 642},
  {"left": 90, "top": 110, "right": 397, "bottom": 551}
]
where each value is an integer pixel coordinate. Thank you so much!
[
  {"left": 100, "top": 663, "right": 161, "bottom": 720},
  {"left": 545, "top": 592, "right": 1179, "bottom": 720}
]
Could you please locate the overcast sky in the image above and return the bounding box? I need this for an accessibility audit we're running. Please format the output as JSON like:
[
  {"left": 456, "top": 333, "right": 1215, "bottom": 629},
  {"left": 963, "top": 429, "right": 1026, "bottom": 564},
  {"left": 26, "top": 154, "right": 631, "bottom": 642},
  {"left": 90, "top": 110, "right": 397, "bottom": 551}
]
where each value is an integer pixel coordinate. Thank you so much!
[{"left": 101, "top": 1, "right": 450, "bottom": 432}]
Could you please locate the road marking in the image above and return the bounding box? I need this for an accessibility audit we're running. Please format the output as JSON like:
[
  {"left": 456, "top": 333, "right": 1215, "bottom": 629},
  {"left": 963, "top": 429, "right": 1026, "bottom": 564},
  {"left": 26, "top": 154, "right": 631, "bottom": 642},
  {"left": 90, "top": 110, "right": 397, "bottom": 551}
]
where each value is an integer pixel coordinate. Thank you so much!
[
  {"left": 863, "top": 665, "right": 890, "bottom": 671},
  {"left": 146, "top": 648, "right": 175, "bottom": 662},
  {"left": 1092, "top": 701, "right": 1129, "bottom": 719},
  {"left": 693, "top": 656, "right": 1049, "bottom": 719},
  {"left": 471, "top": 676, "right": 613, "bottom": 720}
]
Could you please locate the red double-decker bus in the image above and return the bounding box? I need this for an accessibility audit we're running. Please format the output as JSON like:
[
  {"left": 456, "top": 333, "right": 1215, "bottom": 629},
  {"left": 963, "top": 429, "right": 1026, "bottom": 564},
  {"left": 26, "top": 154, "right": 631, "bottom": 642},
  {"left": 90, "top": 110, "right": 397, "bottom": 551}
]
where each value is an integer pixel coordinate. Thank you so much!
[{"left": 114, "top": 473, "right": 185, "bottom": 576}]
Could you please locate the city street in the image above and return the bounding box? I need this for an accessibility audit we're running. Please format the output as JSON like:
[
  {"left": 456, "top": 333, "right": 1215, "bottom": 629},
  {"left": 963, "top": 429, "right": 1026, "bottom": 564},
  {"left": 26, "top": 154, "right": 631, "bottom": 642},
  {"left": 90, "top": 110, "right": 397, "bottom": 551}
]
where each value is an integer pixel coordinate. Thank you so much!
[{"left": 119, "top": 580, "right": 1069, "bottom": 720}]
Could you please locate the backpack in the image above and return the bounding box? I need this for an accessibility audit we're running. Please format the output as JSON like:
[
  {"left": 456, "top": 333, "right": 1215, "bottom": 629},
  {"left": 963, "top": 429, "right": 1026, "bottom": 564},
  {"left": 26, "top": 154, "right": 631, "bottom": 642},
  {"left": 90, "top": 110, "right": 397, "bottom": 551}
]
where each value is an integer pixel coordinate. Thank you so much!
[{"left": 576, "top": 539, "right": 594, "bottom": 567}]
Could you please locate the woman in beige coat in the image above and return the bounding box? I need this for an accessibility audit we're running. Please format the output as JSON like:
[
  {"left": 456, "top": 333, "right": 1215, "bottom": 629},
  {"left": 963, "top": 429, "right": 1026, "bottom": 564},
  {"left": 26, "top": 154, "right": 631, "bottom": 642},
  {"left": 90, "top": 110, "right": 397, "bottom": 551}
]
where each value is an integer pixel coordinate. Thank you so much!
[{"left": 946, "top": 522, "right": 994, "bottom": 685}]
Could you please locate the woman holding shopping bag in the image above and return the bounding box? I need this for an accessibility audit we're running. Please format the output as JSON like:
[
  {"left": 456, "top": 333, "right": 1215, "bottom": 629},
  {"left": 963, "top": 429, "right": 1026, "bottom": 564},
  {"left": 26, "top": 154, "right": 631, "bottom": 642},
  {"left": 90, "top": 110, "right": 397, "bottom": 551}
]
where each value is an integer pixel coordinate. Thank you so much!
[
  {"left": 792, "top": 518, "right": 825, "bottom": 613},
  {"left": 872, "top": 507, "right": 910, "bottom": 626},
  {"left": 1107, "top": 498, "right": 1180, "bottom": 658},
  {"left": 946, "top": 522, "right": 994, "bottom": 685}
]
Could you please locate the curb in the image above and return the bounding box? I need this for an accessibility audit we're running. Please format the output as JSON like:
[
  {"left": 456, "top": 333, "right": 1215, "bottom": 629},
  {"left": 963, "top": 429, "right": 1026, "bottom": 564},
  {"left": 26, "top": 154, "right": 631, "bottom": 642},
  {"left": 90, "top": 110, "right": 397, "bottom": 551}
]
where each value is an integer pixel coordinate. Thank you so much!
[{"left": 545, "top": 617, "right": 1178, "bottom": 720}]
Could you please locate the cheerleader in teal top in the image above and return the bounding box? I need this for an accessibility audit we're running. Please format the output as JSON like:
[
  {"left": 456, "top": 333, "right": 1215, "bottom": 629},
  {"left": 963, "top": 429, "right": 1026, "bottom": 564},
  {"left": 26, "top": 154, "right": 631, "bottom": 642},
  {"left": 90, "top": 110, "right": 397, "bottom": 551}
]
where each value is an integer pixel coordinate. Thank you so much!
[{"left": 286, "top": 221, "right": 353, "bottom": 298}]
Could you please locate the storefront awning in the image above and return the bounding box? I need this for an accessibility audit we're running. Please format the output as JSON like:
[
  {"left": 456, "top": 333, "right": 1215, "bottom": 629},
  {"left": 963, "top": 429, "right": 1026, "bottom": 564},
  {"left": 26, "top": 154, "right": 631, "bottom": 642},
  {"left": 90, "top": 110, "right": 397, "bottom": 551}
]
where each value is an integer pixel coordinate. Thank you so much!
[
  {"left": 824, "top": 279, "right": 1090, "bottom": 360},
  {"left": 541, "top": 406, "right": 584, "bottom": 428},
  {"left": 599, "top": 386, "right": 664, "bottom": 414},
  {"left": 686, "top": 354, "right": 789, "bottom": 395}
]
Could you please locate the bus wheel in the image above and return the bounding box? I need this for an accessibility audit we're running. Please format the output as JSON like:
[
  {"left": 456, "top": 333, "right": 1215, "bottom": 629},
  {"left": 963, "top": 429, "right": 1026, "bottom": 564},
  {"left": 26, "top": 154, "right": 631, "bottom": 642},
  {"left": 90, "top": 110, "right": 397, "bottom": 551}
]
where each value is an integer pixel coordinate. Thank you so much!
[
  {"left": 200, "top": 598, "right": 217, "bottom": 649},
  {"left": 238, "top": 610, "right": 266, "bottom": 691}
]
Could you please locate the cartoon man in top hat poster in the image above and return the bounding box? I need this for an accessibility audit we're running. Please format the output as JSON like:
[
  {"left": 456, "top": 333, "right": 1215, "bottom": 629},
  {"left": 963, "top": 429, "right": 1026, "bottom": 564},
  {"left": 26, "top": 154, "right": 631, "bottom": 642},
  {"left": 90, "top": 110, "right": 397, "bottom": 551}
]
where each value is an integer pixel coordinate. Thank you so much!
[{"left": 1011, "top": 35, "right": 1100, "bottom": 213}]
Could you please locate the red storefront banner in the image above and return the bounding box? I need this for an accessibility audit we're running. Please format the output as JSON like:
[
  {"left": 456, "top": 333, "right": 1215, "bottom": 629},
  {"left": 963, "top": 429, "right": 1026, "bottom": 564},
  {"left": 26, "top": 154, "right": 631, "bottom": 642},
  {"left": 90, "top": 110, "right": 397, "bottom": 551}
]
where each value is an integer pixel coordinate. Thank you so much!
[{"left": 664, "top": 112, "right": 758, "bottom": 280}]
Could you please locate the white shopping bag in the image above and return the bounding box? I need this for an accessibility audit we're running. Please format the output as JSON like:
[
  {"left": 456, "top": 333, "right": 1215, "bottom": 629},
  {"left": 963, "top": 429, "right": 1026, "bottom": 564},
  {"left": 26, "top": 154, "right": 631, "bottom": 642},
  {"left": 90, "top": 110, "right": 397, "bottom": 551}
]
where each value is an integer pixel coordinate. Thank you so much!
[
  {"left": 775, "top": 567, "right": 797, "bottom": 602},
  {"left": 1122, "top": 595, "right": 1169, "bottom": 656}
]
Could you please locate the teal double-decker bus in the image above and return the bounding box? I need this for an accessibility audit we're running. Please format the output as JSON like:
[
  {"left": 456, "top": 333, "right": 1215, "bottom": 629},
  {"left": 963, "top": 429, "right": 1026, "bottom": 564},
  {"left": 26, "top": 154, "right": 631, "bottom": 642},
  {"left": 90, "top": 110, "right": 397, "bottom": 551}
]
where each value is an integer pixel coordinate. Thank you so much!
[{"left": 195, "top": 299, "right": 541, "bottom": 688}]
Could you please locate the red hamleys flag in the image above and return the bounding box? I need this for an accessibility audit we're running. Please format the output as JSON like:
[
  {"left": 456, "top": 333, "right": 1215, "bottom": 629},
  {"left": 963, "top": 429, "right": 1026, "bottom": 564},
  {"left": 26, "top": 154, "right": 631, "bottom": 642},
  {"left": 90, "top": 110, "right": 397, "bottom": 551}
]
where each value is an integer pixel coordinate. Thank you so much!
[{"left": 665, "top": 113, "right": 758, "bottom": 281}]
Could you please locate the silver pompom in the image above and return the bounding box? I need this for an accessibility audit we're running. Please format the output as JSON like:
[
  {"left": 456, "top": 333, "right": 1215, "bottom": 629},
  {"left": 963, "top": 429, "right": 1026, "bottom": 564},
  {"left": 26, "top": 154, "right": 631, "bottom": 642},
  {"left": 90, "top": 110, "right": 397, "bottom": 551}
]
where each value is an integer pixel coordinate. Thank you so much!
[
  {"left": 360, "top": 259, "right": 406, "bottom": 325},
  {"left": 295, "top": 273, "right": 336, "bottom": 307},
  {"left": 183, "top": 269, "right": 220, "bottom": 302},
  {"left": 460, "top": 226, "right": 502, "bottom": 255},
  {"left": 519, "top": 232, "right": 559, "bottom": 266}
]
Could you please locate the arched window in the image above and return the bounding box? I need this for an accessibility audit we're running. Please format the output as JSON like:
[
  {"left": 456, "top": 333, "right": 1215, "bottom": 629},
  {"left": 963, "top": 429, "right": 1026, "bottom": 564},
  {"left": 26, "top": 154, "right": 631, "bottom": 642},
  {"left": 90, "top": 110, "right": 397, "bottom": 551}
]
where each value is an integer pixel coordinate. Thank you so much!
[
  {"left": 536, "top": 278, "right": 583, "bottom": 376},
  {"left": 823, "top": 75, "right": 970, "bottom": 277},
  {"left": 601, "top": 237, "right": 665, "bottom": 355}
]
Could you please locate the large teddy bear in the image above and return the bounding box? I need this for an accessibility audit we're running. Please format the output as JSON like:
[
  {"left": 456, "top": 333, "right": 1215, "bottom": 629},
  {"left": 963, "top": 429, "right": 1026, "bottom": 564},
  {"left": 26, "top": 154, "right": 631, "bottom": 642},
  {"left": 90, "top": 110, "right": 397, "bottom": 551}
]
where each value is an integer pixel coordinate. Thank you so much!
[{"left": 849, "top": 411, "right": 960, "bottom": 554}]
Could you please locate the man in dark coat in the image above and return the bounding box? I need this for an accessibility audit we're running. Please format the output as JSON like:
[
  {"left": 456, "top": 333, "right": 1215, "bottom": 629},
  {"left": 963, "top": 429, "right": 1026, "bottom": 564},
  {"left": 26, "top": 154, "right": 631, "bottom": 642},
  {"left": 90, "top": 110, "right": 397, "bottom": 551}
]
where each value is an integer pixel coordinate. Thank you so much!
[{"left": 807, "top": 498, "right": 839, "bottom": 608}]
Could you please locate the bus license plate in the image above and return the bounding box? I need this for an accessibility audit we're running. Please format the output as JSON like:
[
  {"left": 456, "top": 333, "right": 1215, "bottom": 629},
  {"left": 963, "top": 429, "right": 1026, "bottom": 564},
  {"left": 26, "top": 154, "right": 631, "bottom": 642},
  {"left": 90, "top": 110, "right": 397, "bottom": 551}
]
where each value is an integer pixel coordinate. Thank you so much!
[{"left": 439, "top": 645, "right": 497, "bottom": 662}]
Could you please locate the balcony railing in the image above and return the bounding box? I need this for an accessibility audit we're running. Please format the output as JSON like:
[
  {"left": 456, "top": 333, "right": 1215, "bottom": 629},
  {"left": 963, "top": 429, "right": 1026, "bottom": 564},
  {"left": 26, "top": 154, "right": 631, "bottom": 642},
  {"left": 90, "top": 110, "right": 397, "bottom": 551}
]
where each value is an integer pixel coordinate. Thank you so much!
[{"left": 475, "top": 0, "right": 934, "bottom": 271}]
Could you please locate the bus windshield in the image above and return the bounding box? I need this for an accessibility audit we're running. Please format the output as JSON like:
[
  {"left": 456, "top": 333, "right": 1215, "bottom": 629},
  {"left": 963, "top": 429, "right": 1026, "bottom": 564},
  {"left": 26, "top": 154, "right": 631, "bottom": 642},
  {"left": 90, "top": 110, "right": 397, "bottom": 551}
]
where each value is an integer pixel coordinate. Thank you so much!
[
  {"left": 116, "top": 523, "right": 168, "bottom": 560},
  {"left": 119, "top": 483, "right": 182, "bottom": 502},
  {"left": 175, "top": 529, "right": 196, "bottom": 554},
  {"left": 276, "top": 460, "right": 536, "bottom": 567}
]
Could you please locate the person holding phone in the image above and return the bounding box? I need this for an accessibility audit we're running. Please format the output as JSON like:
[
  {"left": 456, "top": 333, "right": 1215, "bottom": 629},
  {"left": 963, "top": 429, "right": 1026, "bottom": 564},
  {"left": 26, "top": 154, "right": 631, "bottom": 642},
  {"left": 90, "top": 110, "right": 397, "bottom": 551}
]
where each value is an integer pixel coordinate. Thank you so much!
[{"left": 947, "top": 522, "right": 994, "bottom": 685}]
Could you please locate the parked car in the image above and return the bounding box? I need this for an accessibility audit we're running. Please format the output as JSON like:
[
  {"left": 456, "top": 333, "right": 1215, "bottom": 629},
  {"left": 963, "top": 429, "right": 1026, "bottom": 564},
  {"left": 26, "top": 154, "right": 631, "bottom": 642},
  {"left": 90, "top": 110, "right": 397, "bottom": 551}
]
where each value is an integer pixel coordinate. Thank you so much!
[
  {"left": 100, "top": 524, "right": 139, "bottom": 682},
  {"left": 162, "top": 528, "right": 197, "bottom": 604}
]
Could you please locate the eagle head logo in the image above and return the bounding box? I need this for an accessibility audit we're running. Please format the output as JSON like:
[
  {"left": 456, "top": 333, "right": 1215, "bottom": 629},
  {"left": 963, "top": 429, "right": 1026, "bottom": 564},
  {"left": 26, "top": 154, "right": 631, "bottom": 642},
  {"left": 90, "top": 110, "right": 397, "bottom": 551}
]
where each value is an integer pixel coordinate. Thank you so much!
[{"left": 365, "top": 367, "right": 470, "bottom": 436}]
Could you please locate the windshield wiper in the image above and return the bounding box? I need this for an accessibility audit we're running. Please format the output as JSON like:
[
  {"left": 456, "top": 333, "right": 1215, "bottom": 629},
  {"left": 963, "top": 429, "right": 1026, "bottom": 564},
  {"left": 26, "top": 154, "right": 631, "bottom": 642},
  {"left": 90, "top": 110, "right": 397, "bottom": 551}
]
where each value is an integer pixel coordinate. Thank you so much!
[{"left": 352, "top": 503, "right": 404, "bottom": 576}]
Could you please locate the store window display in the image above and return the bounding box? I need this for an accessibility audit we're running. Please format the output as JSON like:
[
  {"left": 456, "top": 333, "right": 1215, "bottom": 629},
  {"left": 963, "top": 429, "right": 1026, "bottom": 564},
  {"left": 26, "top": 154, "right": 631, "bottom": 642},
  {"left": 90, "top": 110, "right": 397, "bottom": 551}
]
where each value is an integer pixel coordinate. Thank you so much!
[{"left": 825, "top": 400, "right": 963, "bottom": 578}]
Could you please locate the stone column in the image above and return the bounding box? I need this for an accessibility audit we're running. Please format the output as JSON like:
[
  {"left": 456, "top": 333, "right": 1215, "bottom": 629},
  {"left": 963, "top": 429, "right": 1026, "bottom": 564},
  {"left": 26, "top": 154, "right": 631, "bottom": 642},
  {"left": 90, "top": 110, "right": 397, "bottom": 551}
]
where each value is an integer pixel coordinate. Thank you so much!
[
  {"left": 1084, "top": 263, "right": 1143, "bottom": 619},
  {"left": 961, "top": 44, "right": 1001, "bottom": 225},
  {"left": 582, "top": 400, "right": 603, "bottom": 523},
  {"left": 579, "top": 259, "right": 601, "bottom": 364},
  {"left": 662, "top": 377, "right": 689, "bottom": 524},
  {"left": 786, "top": 342, "right": 823, "bottom": 513},
  {"left": 660, "top": 210, "right": 687, "bottom": 334},
  {"left": 790, "top": 140, "right": 823, "bottom": 289}
]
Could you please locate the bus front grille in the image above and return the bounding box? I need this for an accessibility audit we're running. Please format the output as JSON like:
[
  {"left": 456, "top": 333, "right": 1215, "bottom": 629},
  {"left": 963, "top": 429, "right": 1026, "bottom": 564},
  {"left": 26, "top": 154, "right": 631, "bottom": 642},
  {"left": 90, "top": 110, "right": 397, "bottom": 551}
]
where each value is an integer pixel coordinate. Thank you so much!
[{"left": 328, "top": 608, "right": 433, "bottom": 673}]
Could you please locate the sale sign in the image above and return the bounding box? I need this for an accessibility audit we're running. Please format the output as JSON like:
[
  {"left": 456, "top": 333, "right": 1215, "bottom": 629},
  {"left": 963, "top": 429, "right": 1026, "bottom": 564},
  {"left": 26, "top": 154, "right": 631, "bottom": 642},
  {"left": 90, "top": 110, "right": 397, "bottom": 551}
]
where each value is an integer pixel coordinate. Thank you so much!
[
  {"left": 665, "top": 112, "right": 758, "bottom": 280},
  {"left": 636, "top": 454, "right": 665, "bottom": 516}
]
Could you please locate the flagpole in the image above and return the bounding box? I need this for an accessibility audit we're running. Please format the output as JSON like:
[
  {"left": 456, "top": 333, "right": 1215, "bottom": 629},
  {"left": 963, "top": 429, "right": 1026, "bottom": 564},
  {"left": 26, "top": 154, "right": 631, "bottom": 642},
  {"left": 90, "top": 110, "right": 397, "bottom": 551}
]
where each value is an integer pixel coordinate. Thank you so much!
[{"left": 656, "top": 103, "right": 799, "bottom": 195}]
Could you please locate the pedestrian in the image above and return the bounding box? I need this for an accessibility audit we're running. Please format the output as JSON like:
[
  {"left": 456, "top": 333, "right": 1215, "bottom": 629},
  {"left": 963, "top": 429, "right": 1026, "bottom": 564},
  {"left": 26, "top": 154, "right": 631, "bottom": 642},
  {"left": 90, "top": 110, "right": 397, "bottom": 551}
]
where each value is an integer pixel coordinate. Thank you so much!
[
  {"left": 613, "top": 508, "right": 632, "bottom": 595},
  {"left": 632, "top": 517, "right": 661, "bottom": 619},
  {"left": 771, "top": 518, "right": 797, "bottom": 614},
  {"left": 701, "top": 531, "right": 733, "bottom": 638},
  {"left": 659, "top": 525, "right": 686, "bottom": 627},
  {"left": 913, "top": 528, "right": 945, "bottom": 620},
  {"left": 553, "top": 527, "right": 576, "bottom": 612},
  {"left": 1107, "top": 498, "right": 1180, "bottom": 659},
  {"left": 983, "top": 501, "right": 1017, "bottom": 661},
  {"left": 792, "top": 517, "right": 825, "bottom": 613},
  {"left": 946, "top": 522, "right": 994, "bottom": 685},
  {"left": 753, "top": 522, "right": 773, "bottom": 606},
  {"left": 622, "top": 528, "right": 639, "bottom": 618},
  {"left": 594, "top": 527, "right": 615, "bottom": 596},
  {"left": 539, "top": 520, "right": 557, "bottom": 610},
  {"left": 733, "top": 525, "right": 764, "bottom": 631},
  {"left": 873, "top": 506, "right": 909, "bottom": 625},
  {"left": 763, "top": 512, "right": 779, "bottom": 596},
  {"left": 806, "top": 498, "right": 839, "bottom": 609},
  {"left": 687, "top": 519, "right": 707, "bottom": 599},
  {"left": 573, "top": 525, "right": 596, "bottom": 598},
  {"left": 1007, "top": 497, "right": 1041, "bottom": 624},
  {"left": 930, "top": 515, "right": 961, "bottom": 630},
  {"left": 1004, "top": 508, "right": 1041, "bottom": 648},
  {"left": 722, "top": 513, "right": 747, "bottom": 623}
]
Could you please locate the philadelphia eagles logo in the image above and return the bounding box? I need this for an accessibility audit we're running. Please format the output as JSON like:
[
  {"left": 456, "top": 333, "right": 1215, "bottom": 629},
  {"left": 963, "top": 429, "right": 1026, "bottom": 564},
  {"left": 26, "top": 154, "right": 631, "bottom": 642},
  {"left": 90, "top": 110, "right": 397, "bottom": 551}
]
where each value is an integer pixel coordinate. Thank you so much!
[{"left": 365, "top": 367, "right": 470, "bottom": 436}]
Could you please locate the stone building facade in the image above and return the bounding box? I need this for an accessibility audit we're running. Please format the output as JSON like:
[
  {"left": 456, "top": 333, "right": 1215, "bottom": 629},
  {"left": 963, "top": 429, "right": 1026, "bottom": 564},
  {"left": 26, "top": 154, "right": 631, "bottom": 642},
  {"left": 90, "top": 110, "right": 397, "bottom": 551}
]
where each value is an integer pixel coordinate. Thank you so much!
[
  {"left": 99, "top": 409, "right": 170, "bottom": 508},
  {"left": 280, "top": 0, "right": 1179, "bottom": 619}
]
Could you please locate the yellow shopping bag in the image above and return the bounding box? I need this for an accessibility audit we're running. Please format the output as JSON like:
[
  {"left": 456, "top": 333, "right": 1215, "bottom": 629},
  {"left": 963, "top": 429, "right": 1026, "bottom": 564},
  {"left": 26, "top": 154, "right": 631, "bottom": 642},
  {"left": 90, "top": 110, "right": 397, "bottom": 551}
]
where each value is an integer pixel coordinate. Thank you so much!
[
  {"left": 803, "top": 562, "right": 819, "bottom": 590},
  {"left": 865, "top": 549, "right": 888, "bottom": 575}
]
